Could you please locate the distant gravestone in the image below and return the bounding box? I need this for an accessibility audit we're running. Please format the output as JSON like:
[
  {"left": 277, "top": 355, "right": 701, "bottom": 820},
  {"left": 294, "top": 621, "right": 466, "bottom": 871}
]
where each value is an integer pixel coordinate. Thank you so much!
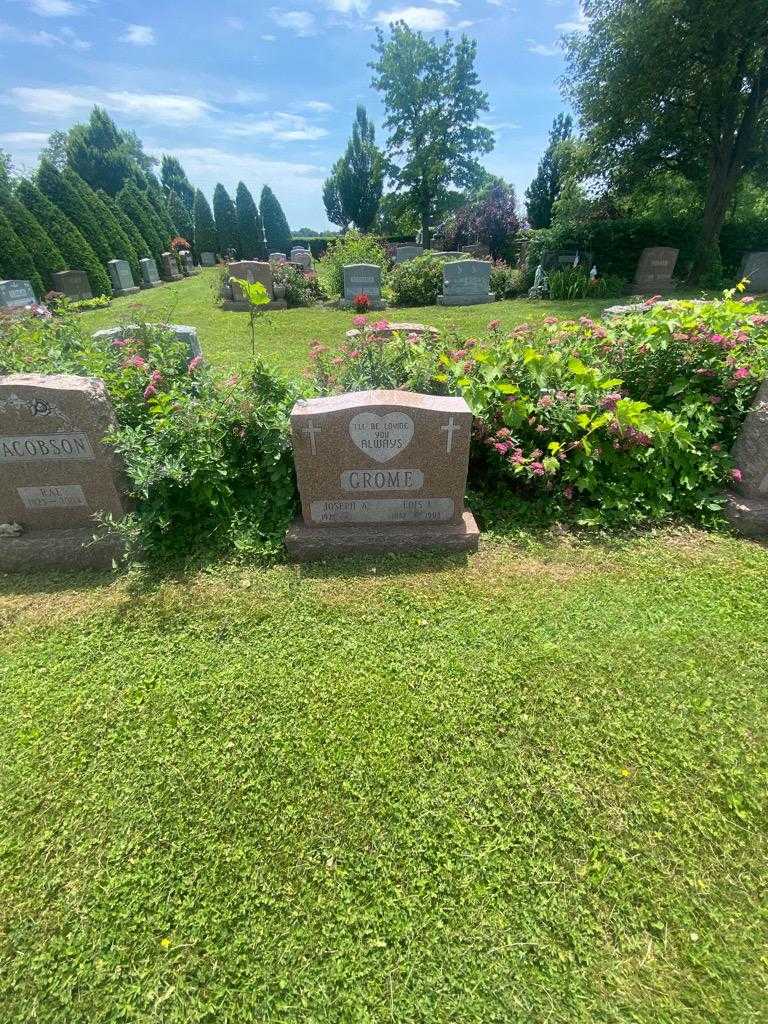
[
  {"left": 739, "top": 252, "right": 768, "bottom": 292},
  {"left": 394, "top": 245, "right": 423, "bottom": 264},
  {"left": 0, "top": 280, "right": 35, "bottom": 309},
  {"left": 432, "top": 252, "right": 463, "bottom": 260},
  {"left": 726, "top": 380, "right": 768, "bottom": 538},
  {"left": 222, "top": 260, "right": 287, "bottom": 311},
  {"left": 290, "top": 247, "right": 312, "bottom": 269},
  {"left": 180, "top": 251, "right": 199, "bottom": 276},
  {"left": 437, "top": 259, "right": 493, "bottom": 306},
  {"left": 107, "top": 260, "right": 139, "bottom": 297},
  {"left": 91, "top": 324, "right": 202, "bottom": 360},
  {"left": 0, "top": 373, "right": 128, "bottom": 569},
  {"left": 631, "top": 247, "right": 678, "bottom": 294},
  {"left": 51, "top": 270, "right": 92, "bottom": 301},
  {"left": 160, "top": 252, "right": 182, "bottom": 282},
  {"left": 285, "top": 389, "right": 479, "bottom": 559},
  {"left": 270, "top": 252, "right": 287, "bottom": 263},
  {"left": 139, "top": 258, "right": 162, "bottom": 289},
  {"left": 200, "top": 252, "right": 217, "bottom": 267},
  {"left": 460, "top": 243, "right": 489, "bottom": 258},
  {"left": 342, "top": 264, "right": 384, "bottom": 309}
]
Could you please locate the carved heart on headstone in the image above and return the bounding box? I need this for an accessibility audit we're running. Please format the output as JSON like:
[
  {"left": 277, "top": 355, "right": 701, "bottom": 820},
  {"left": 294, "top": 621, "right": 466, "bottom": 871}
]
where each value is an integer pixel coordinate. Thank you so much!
[{"left": 349, "top": 411, "right": 414, "bottom": 463}]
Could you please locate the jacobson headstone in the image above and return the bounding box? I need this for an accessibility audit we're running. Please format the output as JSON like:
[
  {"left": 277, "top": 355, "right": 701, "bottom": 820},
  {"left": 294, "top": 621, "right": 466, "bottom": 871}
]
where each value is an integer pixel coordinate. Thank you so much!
[
  {"left": 139, "top": 258, "right": 162, "bottom": 289},
  {"left": 342, "top": 264, "right": 383, "bottom": 308},
  {"left": 631, "top": 247, "right": 678, "bottom": 294},
  {"left": 285, "top": 389, "right": 479, "bottom": 559},
  {"left": 726, "top": 380, "right": 768, "bottom": 538},
  {"left": 161, "top": 252, "right": 182, "bottom": 282},
  {"left": 107, "top": 259, "right": 139, "bottom": 297},
  {"left": 0, "top": 373, "right": 128, "bottom": 569},
  {"left": 0, "top": 280, "right": 35, "bottom": 309},
  {"left": 437, "top": 259, "right": 493, "bottom": 306},
  {"left": 91, "top": 323, "right": 202, "bottom": 360},
  {"left": 394, "top": 245, "right": 423, "bottom": 264},
  {"left": 200, "top": 252, "right": 217, "bottom": 267},
  {"left": 51, "top": 270, "right": 92, "bottom": 301},
  {"left": 739, "top": 252, "right": 768, "bottom": 292}
]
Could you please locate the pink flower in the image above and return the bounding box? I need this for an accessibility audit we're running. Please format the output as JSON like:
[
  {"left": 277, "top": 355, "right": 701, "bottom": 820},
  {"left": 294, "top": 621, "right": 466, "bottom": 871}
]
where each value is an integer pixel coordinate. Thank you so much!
[
  {"left": 731, "top": 468, "right": 743, "bottom": 483},
  {"left": 530, "top": 461, "right": 546, "bottom": 476},
  {"left": 407, "top": 332, "right": 420, "bottom": 344},
  {"left": 708, "top": 395, "right": 722, "bottom": 404},
  {"left": 563, "top": 486, "right": 574, "bottom": 500},
  {"left": 331, "top": 356, "right": 344, "bottom": 366},
  {"left": 749, "top": 314, "right": 768, "bottom": 326},
  {"left": 511, "top": 449, "right": 525, "bottom": 465},
  {"left": 370, "top": 319, "right": 390, "bottom": 332},
  {"left": 538, "top": 394, "right": 554, "bottom": 409},
  {"left": 112, "top": 337, "right": 129, "bottom": 348},
  {"left": 187, "top": 355, "right": 203, "bottom": 372},
  {"left": 733, "top": 367, "right": 750, "bottom": 380},
  {"left": 599, "top": 391, "right": 622, "bottom": 411},
  {"left": 143, "top": 384, "right": 157, "bottom": 400},
  {"left": 348, "top": 349, "right": 361, "bottom": 358},
  {"left": 126, "top": 354, "right": 147, "bottom": 369},
  {"left": 149, "top": 370, "right": 162, "bottom": 386},
  {"left": 710, "top": 334, "right": 726, "bottom": 345},
  {"left": 494, "top": 442, "right": 511, "bottom": 455},
  {"left": 488, "top": 319, "right": 501, "bottom": 331},
  {"left": 593, "top": 326, "right": 608, "bottom": 339},
  {"left": 740, "top": 295, "right": 755, "bottom": 304},
  {"left": 352, "top": 315, "right": 367, "bottom": 328},
  {"left": 543, "top": 316, "right": 558, "bottom": 325}
]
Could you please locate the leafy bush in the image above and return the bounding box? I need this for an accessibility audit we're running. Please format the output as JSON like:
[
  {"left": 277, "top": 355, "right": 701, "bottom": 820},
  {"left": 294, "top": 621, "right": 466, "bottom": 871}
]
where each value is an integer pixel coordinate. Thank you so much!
[
  {"left": 0, "top": 189, "right": 65, "bottom": 291},
  {"left": 271, "top": 263, "right": 324, "bottom": 307},
  {"left": 387, "top": 251, "right": 469, "bottom": 306},
  {"left": 489, "top": 260, "right": 525, "bottom": 299},
  {"left": 316, "top": 230, "right": 389, "bottom": 298},
  {"left": 0, "top": 208, "right": 44, "bottom": 298},
  {"left": 547, "top": 266, "right": 625, "bottom": 300}
]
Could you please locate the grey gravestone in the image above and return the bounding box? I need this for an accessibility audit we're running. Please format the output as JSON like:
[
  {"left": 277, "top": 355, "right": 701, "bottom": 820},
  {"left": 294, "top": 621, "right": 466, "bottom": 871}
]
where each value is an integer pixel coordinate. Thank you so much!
[
  {"left": 200, "top": 252, "right": 217, "bottom": 267},
  {"left": 631, "top": 247, "right": 678, "bottom": 293},
  {"left": 0, "top": 373, "right": 128, "bottom": 569},
  {"left": 290, "top": 247, "right": 312, "bottom": 269},
  {"left": 394, "top": 245, "right": 423, "bottom": 264},
  {"left": 223, "top": 260, "right": 286, "bottom": 311},
  {"left": 438, "top": 259, "right": 493, "bottom": 306},
  {"left": 270, "top": 252, "right": 287, "bottom": 263},
  {"left": 107, "top": 260, "right": 139, "bottom": 296},
  {"left": 51, "top": 270, "right": 92, "bottom": 301},
  {"left": 739, "top": 252, "right": 768, "bottom": 292},
  {"left": 180, "top": 251, "right": 199, "bottom": 276},
  {"left": 285, "top": 389, "right": 479, "bottom": 560},
  {"left": 726, "top": 380, "right": 768, "bottom": 537},
  {"left": 342, "top": 264, "right": 383, "bottom": 309},
  {"left": 161, "top": 252, "right": 182, "bottom": 281},
  {"left": 139, "top": 258, "right": 162, "bottom": 289},
  {"left": 0, "top": 280, "right": 35, "bottom": 309},
  {"left": 92, "top": 324, "right": 202, "bottom": 360}
]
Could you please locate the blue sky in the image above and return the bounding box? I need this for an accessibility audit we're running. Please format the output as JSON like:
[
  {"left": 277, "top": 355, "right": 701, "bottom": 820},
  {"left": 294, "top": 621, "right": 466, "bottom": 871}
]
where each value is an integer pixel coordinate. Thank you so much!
[{"left": 0, "top": 0, "right": 586, "bottom": 229}]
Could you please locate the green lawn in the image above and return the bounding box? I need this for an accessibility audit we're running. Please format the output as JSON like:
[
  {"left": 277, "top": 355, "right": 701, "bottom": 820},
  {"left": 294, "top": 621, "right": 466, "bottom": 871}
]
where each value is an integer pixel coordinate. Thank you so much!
[
  {"left": 78, "top": 269, "right": 610, "bottom": 378},
  {"left": 2, "top": 531, "right": 767, "bottom": 1021}
]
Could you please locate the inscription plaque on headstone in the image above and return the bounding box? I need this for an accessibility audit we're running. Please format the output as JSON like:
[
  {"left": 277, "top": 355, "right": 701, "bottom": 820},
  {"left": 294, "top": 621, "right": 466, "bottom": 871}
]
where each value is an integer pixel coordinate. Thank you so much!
[
  {"left": 437, "top": 259, "right": 493, "bottom": 306},
  {"left": 0, "top": 373, "right": 128, "bottom": 569},
  {"left": 739, "top": 252, "right": 768, "bottom": 292},
  {"left": 631, "top": 247, "right": 678, "bottom": 293},
  {"left": 342, "top": 264, "right": 384, "bottom": 308},
  {"left": 0, "top": 279, "right": 35, "bottom": 309},
  {"left": 51, "top": 270, "right": 92, "bottom": 301},
  {"left": 285, "top": 389, "right": 479, "bottom": 559}
]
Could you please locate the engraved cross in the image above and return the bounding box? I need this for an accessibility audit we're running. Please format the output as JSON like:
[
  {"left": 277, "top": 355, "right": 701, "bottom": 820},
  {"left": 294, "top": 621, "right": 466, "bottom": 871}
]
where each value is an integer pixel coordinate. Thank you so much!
[
  {"left": 441, "top": 415, "right": 459, "bottom": 454},
  {"left": 303, "top": 420, "right": 322, "bottom": 455}
]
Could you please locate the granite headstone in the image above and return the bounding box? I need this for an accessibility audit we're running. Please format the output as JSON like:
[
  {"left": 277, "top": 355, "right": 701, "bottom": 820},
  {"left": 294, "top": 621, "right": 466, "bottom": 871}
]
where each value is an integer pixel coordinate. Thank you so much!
[
  {"left": 342, "top": 264, "right": 383, "bottom": 308},
  {"left": 200, "top": 252, "right": 217, "bottom": 267},
  {"left": 631, "top": 247, "right": 678, "bottom": 294},
  {"left": 394, "top": 245, "right": 423, "bottom": 264},
  {"left": 222, "top": 260, "right": 286, "bottom": 310},
  {"left": 138, "top": 258, "right": 162, "bottom": 289},
  {"left": 0, "top": 280, "right": 35, "bottom": 309},
  {"left": 437, "top": 259, "right": 493, "bottom": 306},
  {"left": 739, "top": 252, "right": 768, "bottom": 292},
  {"left": 51, "top": 270, "right": 92, "bottom": 301},
  {"left": 270, "top": 252, "right": 287, "bottom": 263},
  {"left": 161, "top": 252, "right": 182, "bottom": 282},
  {"left": 107, "top": 260, "right": 139, "bottom": 296},
  {"left": 91, "top": 324, "right": 202, "bottom": 360},
  {"left": 285, "top": 389, "right": 479, "bottom": 559},
  {"left": 726, "top": 380, "right": 768, "bottom": 537}
]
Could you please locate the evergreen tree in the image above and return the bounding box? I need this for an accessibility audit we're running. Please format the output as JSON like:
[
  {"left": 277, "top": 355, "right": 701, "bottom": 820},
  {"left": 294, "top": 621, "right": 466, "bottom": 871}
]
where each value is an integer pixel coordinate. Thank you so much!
[
  {"left": 0, "top": 187, "right": 65, "bottom": 291},
  {"left": 259, "top": 185, "right": 292, "bottom": 256},
  {"left": 117, "top": 182, "right": 165, "bottom": 263},
  {"left": 143, "top": 173, "right": 176, "bottom": 243},
  {"left": 213, "top": 183, "right": 240, "bottom": 257},
  {"left": 192, "top": 189, "right": 217, "bottom": 256},
  {"left": 65, "top": 169, "right": 140, "bottom": 282},
  {"left": 168, "top": 189, "right": 194, "bottom": 245},
  {"left": 334, "top": 106, "right": 384, "bottom": 231},
  {"left": 525, "top": 114, "right": 573, "bottom": 229},
  {"left": 15, "top": 179, "right": 112, "bottom": 296},
  {"left": 323, "top": 159, "right": 349, "bottom": 231},
  {"left": 37, "top": 159, "right": 116, "bottom": 268},
  {"left": 97, "top": 189, "right": 150, "bottom": 259},
  {"left": 0, "top": 208, "right": 45, "bottom": 297},
  {"left": 235, "top": 182, "right": 266, "bottom": 259},
  {"left": 66, "top": 106, "right": 142, "bottom": 195},
  {"left": 161, "top": 156, "right": 195, "bottom": 213}
]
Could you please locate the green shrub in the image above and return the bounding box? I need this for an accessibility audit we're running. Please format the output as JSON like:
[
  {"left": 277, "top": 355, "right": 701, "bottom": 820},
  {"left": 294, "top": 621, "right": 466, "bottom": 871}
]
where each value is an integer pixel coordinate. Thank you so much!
[
  {"left": 271, "top": 263, "right": 323, "bottom": 307},
  {"left": 167, "top": 189, "right": 193, "bottom": 246},
  {"left": 260, "top": 186, "right": 292, "bottom": 258},
  {"left": 316, "top": 230, "right": 389, "bottom": 299},
  {"left": 117, "top": 182, "right": 165, "bottom": 263},
  {"left": 213, "top": 183, "right": 240, "bottom": 258},
  {"left": 76, "top": 174, "right": 140, "bottom": 283},
  {"left": 236, "top": 182, "right": 267, "bottom": 260},
  {"left": 98, "top": 189, "right": 150, "bottom": 260},
  {"left": 37, "top": 161, "right": 116, "bottom": 270},
  {"left": 0, "top": 189, "right": 64, "bottom": 291},
  {"left": 143, "top": 173, "right": 177, "bottom": 242},
  {"left": 387, "top": 251, "right": 471, "bottom": 306},
  {"left": 193, "top": 190, "right": 217, "bottom": 257},
  {"left": 489, "top": 260, "right": 525, "bottom": 299},
  {"left": 0, "top": 208, "right": 45, "bottom": 298}
]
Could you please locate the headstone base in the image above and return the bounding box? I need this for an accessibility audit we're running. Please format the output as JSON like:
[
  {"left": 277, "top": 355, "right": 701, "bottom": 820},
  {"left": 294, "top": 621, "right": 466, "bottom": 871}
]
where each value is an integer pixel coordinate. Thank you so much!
[
  {"left": 725, "top": 493, "right": 768, "bottom": 539},
  {"left": 0, "top": 527, "right": 125, "bottom": 571},
  {"left": 140, "top": 280, "right": 164, "bottom": 289},
  {"left": 220, "top": 299, "right": 288, "bottom": 312},
  {"left": 338, "top": 299, "right": 386, "bottom": 311},
  {"left": 112, "top": 286, "right": 140, "bottom": 297},
  {"left": 285, "top": 510, "right": 479, "bottom": 561},
  {"left": 437, "top": 293, "right": 494, "bottom": 306}
]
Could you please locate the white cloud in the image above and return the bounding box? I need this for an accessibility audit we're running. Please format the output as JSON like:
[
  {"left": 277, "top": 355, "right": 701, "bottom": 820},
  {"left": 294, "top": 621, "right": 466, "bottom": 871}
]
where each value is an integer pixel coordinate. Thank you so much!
[
  {"left": 261, "top": 33, "right": 276, "bottom": 41},
  {"left": 455, "top": 18, "right": 473, "bottom": 27},
  {"left": 373, "top": 6, "right": 450, "bottom": 30},
  {"left": 0, "top": 20, "right": 89, "bottom": 49},
  {"left": 225, "top": 112, "right": 329, "bottom": 142},
  {"left": 302, "top": 100, "right": 333, "bottom": 112},
  {"left": 430, "top": 0, "right": 460, "bottom": 6},
  {"left": 7, "top": 86, "right": 214, "bottom": 124},
  {"left": 8, "top": 86, "right": 91, "bottom": 116},
  {"left": 121, "top": 24, "right": 155, "bottom": 45},
  {"left": 27, "top": 0, "right": 81, "bottom": 14},
  {"left": 556, "top": 6, "right": 588, "bottom": 31},
  {"left": 270, "top": 9, "right": 317, "bottom": 35},
  {"left": 226, "top": 17, "right": 244, "bottom": 30},
  {"left": 325, "top": 0, "right": 369, "bottom": 12},
  {"left": 527, "top": 40, "right": 560, "bottom": 56},
  {"left": 0, "top": 131, "right": 50, "bottom": 146}
]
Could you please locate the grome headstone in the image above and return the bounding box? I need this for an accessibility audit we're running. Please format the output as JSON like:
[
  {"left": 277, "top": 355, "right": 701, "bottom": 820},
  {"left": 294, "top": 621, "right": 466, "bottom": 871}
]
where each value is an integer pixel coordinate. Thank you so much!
[
  {"left": 139, "top": 257, "right": 163, "bottom": 289},
  {"left": 437, "top": 259, "right": 493, "bottom": 306},
  {"left": 107, "top": 259, "right": 139, "bottom": 297},
  {"left": 394, "top": 245, "right": 423, "bottom": 264},
  {"left": 342, "top": 264, "right": 384, "bottom": 309},
  {"left": 92, "top": 324, "right": 202, "bottom": 360},
  {"left": 221, "top": 260, "right": 287, "bottom": 311},
  {"left": 0, "top": 280, "right": 35, "bottom": 309},
  {"left": 0, "top": 373, "right": 128, "bottom": 569},
  {"left": 631, "top": 247, "right": 678, "bottom": 294},
  {"left": 200, "top": 252, "right": 217, "bottom": 267},
  {"left": 52, "top": 270, "right": 92, "bottom": 301},
  {"left": 739, "top": 252, "right": 768, "bottom": 292},
  {"left": 285, "top": 389, "right": 479, "bottom": 559},
  {"left": 161, "top": 252, "right": 182, "bottom": 281},
  {"left": 726, "top": 380, "right": 768, "bottom": 538}
]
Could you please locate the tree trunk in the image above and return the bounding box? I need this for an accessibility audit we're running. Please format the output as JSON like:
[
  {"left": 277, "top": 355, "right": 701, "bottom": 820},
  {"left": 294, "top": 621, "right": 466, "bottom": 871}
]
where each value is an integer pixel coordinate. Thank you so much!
[
  {"left": 691, "top": 162, "right": 737, "bottom": 281},
  {"left": 421, "top": 209, "right": 431, "bottom": 250}
]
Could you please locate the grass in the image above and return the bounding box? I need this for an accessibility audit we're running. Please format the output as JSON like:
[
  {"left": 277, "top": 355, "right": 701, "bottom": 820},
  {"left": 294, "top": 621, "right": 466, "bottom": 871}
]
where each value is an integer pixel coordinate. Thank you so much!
[
  {"left": 1, "top": 530, "right": 767, "bottom": 1021},
  {"left": 77, "top": 269, "right": 610, "bottom": 378}
]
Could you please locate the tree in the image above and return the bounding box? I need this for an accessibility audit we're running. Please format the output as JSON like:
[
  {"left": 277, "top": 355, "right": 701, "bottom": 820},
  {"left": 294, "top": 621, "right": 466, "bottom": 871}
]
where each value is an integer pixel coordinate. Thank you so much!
[
  {"left": 213, "top": 183, "right": 240, "bottom": 257},
  {"left": 192, "top": 189, "right": 217, "bottom": 256},
  {"left": 143, "top": 173, "right": 176, "bottom": 243},
  {"left": 564, "top": 0, "right": 768, "bottom": 280},
  {"left": 332, "top": 106, "right": 384, "bottom": 231},
  {"left": 63, "top": 168, "right": 140, "bottom": 281},
  {"left": 259, "top": 185, "right": 292, "bottom": 256},
  {"left": 117, "top": 182, "right": 165, "bottom": 263},
  {"left": 15, "top": 178, "right": 112, "bottom": 297},
  {"left": 168, "top": 190, "right": 194, "bottom": 246},
  {"left": 370, "top": 22, "right": 494, "bottom": 248},
  {"left": 161, "top": 155, "right": 195, "bottom": 213},
  {"left": 38, "top": 131, "right": 69, "bottom": 170},
  {"left": 98, "top": 189, "right": 150, "bottom": 259},
  {"left": 235, "top": 182, "right": 267, "bottom": 259},
  {"left": 525, "top": 113, "right": 573, "bottom": 229},
  {"left": 467, "top": 183, "right": 520, "bottom": 258},
  {"left": 0, "top": 148, "right": 13, "bottom": 187},
  {"left": 0, "top": 187, "right": 65, "bottom": 291},
  {"left": 323, "top": 160, "right": 349, "bottom": 231},
  {"left": 37, "top": 159, "right": 116, "bottom": 268},
  {"left": 65, "top": 106, "right": 142, "bottom": 195},
  {"left": 0, "top": 209, "right": 45, "bottom": 297},
  {"left": 375, "top": 192, "right": 420, "bottom": 235}
]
